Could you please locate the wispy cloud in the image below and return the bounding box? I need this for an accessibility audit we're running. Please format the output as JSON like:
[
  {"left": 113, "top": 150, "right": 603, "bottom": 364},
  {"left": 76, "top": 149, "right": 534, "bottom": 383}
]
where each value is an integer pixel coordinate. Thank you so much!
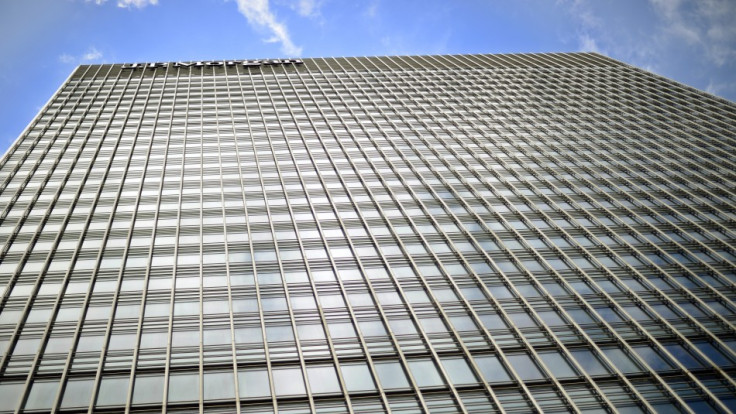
[
  {"left": 649, "top": 0, "right": 736, "bottom": 66},
  {"left": 58, "top": 47, "right": 104, "bottom": 64},
  {"left": 293, "top": 0, "right": 320, "bottom": 17},
  {"left": 234, "top": 0, "right": 302, "bottom": 56},
  {"left": 90, "top": 0, "right": 158, "bottom": 8},
  {"left": 83, "top": 47, "right": 103, "bottom": 61},
  {"left": 59, "top": 54, "right": 76, "bottom": 64}
]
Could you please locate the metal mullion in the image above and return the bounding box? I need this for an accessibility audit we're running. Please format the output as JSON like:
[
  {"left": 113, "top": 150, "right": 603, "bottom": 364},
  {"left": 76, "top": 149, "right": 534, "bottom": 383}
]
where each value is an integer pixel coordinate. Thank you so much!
[
  {"left": 330, "top": 56, "right": 549, "bottom": 412},
  {"left": 295, "top": 62, "right": 437, "bottom": 414},
  {"left": 386, "top": 52, "right": 624, "bottom": 413},
  {"left": 43, "top": 68, "right": 142, "bottom": 413},
  {"left": 496, "top": 57, "right": 736, "bottom": 222},
  {"left": 267, "top": 64, "right": 393, "bottom": 413},
  {"left": 197, "top": 66, "right": 206, "bottom": 414},
  {"left": 0, "top": 65, "right": 95, "bottom": 216},
  {"left": 556, "top": 53, "right": 736, "bottom": 176},
  {"left": 260, "top": 69, "right": 356, "bottom": 410},
  {"left": 418, "top": 53, "right": 730, "bottom": 412},
  {"left": 576, "top": 53, "right": 736, "bottom": 153},
  {"left": 240, "top": 66, "right": 317, "bottom": 414},
  {"left": 162, "top": 65, "right": 193, "bottom": 414},
  {"left": 412, "top": 53, "right": 727, "bottom": 411},
  {"left": 0, "top": 63, "right": 110, "bottom": 373},
  {"left": 554, "top": 117, "right": 736, "bottom": 275},
  {"left": 317, "top": 57, "right": 517, "bottom": 413},
  {"left": 10, "top": 65, "right": 126, "bottom": 412},
  {"left": 125, "top": 64, "right": 175, "bottom": 413},
  {"left": 429, "top": 54, "right": 736, "bottom": 319},
  {"left": 465, "top": 96, "right": 736, "bottom": 344},
  {"left": 336, "top": 57, "right": 523, "bottom": 413},
  {"left": 285, "top": 65, "right": 438, "bottom": 412},
  {"left": 0, "top": 65, "right": 108, "bottom": 311},
  {"left": 212, "top": 65, "right": 242, "bottom": 414},
  {"left": 0, "top": 66, "right": 91, "bottom": 176},
  {"left": 556, "top": 109, "right": 736, "bottom": 240},
  {"left": 87, "top": 67, "right": 162, "bottom": 413},
  {"left": 383, "top": 53, "right": 674, "bottom": 414},
  {"left": 525, "top": 121, "right": 736, "bottom": 327},
  {"left": 418, "top": 53, "right": 736, "bottom": 325},
  {"left": 343, "top": 55, "right": 589, "bottom": 414},
  {"left": 274, "top": 64, "right": 408, "bottom": 414},
  {"left": 229, "top": 65, "right": 283, "bottom": 412}
]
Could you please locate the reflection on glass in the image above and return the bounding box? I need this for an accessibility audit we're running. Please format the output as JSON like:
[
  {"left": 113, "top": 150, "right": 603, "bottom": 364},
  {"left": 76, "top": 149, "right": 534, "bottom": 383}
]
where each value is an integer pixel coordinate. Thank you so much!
[
  {"left": 97, "top": 377, "right": 129, "bottom": 406},
  {"left": 474, "top": 355, "right": 511, "bottom": 382},
  {"left": 273, "top": 367, "right": 306, "bottom": 396},
  {"left": 538, "top": 351, "right": 577, "bottom": 378},
  {"left": 203, "top": 371, "right": 235, "bottom": 400},
  {"left": 600, "top": 348, "right": 642, "bottom": 374},
  {"left": 375, "top": 361, "right": 410, "bottom": 389},
  {"left": 168, "top": 373, "right": 199, "bottom": 402},
  {"left": 306, "top": 365, "right": 341, "bottom": 394},
  {"left": 0, "top": 383, "right": 23, "bottom": 411},
  {"left": 25, "top": 381, "right": 59, "bottom": 410},
  {"left": 507, "top": 354, "right": 545, "bottom": 380},
  {"left": 238, "top": 369, "right": 271, "bottom": 398},
  {"left": 340, "top": 363, "right": 376, "bottom": 392},
  {"left": 569, "top": 349, "right": 610, "bottom": 376},
  {"left": 407, "top": 359, "right": 444, "bottom": 387},
  {"left": 133, "top": 375, "right": 164, "bottom": 404},
  {"left": 440, "top": 357, "right": 477, "bottom": 385}
]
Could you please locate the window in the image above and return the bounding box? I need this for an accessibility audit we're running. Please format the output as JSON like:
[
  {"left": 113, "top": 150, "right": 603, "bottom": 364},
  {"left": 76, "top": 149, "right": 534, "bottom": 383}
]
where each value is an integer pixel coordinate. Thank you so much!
[
  {"left": 340, "top": 363, "right": 376, "bottom": 392},
  {"left": 407, "top": 359, "right": 444, "bottom": 387},
  {"left": 375, "top": 361, "right": 410, "bottom": 389},
  {"left": 306, "top": 365, "right": 341, "bottom": 394},
  {"left": 238, "top": 368, "right": 271, "bottom": 398}
]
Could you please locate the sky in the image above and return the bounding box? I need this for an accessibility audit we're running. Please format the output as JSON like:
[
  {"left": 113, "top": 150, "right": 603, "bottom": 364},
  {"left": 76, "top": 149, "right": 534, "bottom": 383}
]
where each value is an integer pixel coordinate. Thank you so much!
[{"left": 0, "top": 0, "right": 734, "bottom": 155}]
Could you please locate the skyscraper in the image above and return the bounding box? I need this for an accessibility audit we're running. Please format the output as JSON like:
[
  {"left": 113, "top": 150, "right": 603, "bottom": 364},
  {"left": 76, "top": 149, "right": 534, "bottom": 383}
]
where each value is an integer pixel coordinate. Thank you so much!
[{"left": 0, "top": 52, "right": 734, "bottom": 413}]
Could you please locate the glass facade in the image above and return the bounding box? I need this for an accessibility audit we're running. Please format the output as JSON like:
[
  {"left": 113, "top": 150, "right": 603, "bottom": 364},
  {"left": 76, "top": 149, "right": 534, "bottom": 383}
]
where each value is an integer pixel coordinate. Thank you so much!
[{"left": 0, "top": 53, "right": 735, "bottom": 413}]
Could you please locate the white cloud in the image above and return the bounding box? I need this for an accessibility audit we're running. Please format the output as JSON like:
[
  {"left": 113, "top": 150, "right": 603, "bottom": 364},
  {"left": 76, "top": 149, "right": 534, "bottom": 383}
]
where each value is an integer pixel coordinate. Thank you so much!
[
  {"left": 58, "top": 47, "right": 104, "bottom": 64},
  {"left": 234, "top": 0, "right": 302, "bottom": 56},
  {"left": 59, "top": 54, "right": 76, "bottom": 64},
  {"left": 90, "top": 0, "right": 159, "bottom": 8},
  {"left": 578, "top": 33, "right": 599, "bottom": 53},
  {"left": 117, "top": 0, "right": 158, "bottom": 7},
  {"left": 82, "top": 47, "right": 103, "bottom": 61},
  {"left": 649, "top": 0, "right": 736, "bottom": 66},
  {"left": 294, "top": 0, "right": 320, "bottom": 17}
]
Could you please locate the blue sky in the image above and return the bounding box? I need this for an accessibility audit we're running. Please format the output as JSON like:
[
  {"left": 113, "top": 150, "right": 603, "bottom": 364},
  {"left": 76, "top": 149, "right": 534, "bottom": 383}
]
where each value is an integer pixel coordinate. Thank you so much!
[{"left": 1, "top": 0, "right": 734, "bottom": 154}]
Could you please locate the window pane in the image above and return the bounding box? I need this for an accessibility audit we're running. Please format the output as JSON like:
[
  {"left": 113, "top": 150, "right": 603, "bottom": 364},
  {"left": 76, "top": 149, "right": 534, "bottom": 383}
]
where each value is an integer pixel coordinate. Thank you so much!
[
  {"left": 0, "top": 383, "right": 23, "bottom": 411},
  {"left": 440, "top": 357, "right": 477, "bottom": 385},
  {"left": 238, "top": 369, "right": 271, "bottom": 398},
  {"left": 273, "top": 367, "right": 306, "bottom": 396},
  {"left": 61, "top": 378, "right": 94, "bottom": 408},
  {"left": 631, "top": 345, "right": 675, "bottom": 372},
  {"left": 474, "top": 355, "right": 511, "bottom": 382},
  {"left": 25, "top": 381, "right": 59, "bottom": 410},
  {"left": 507, "top": 354, "right": 545, "bottom": 380},
  {"left": 168, "top": 373, "right": 199, "bottom": 402},
  {"left": 204, "top": 371, "right": 235, "bottom": 400},
  {"left": 601, "top": 348, "right": 643, "bottom": 374},
  {"left": 375, "top": 361, "right": 410, "bottom": 389},
  {"left": 569, "top": 349, "right": 610, "bottom": 376},
  {"left": 133, "top": 375, "right": 164, "bottom": 404},
  {"left": 97, "top": 377, "right": 129, "bottom": 406},
  {"left": 340, "top": 363, "right": 376, "bottom": 392},
  {"left": 407, "top": 359, "right": 444, "bottom": 387},
  {"left": 306, "top": 365, "right": 341, "bottom": 394},
  {"left": 538, "top": 351, "right": 577, "bottom": 378}
]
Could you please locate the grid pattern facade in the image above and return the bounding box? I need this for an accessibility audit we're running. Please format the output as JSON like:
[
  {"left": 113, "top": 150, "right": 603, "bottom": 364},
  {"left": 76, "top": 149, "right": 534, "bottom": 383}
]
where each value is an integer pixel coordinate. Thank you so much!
[{"left": 0, "top": 53, "right": 735, "bottom": 413}]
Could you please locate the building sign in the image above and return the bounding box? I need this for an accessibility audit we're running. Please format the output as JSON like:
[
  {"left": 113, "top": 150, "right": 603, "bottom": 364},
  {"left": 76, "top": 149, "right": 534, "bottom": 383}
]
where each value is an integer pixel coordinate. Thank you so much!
[{"left": 121, "top": 58, "right": 303, "bottom": 69}]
